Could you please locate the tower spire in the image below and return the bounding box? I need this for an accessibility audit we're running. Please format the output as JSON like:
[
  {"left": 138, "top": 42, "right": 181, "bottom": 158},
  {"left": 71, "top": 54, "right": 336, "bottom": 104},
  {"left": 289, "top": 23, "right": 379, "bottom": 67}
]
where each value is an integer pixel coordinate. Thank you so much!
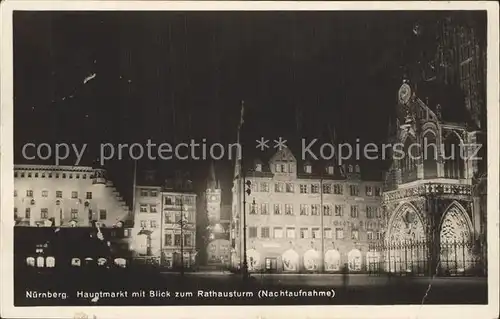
[{"left": 208, "top": 160, "right": 218, "bottom": 190}]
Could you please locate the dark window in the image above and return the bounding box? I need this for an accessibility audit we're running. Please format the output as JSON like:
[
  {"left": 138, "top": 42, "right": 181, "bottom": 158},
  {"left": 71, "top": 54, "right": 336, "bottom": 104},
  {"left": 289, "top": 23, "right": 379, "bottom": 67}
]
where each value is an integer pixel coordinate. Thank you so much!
[
  {"left": 99, "top": 209, "right": 107, "bottom": 220},
  {"left": 165, "top": 234, "right": 172, "bottom": 246},
  {"left": 261, "top": 227, "right": 270, "bottom": 238},
  {"left": 249, "top": 227, "right": 257, "bottom": 238},
  {"left": 174, "top": 234, "right": 182, "bottom": 246}
]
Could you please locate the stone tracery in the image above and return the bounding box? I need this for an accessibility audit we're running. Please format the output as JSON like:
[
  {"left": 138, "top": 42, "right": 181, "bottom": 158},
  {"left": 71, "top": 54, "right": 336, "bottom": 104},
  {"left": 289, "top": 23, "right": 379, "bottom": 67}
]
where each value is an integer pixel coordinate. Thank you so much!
[{"left": 439, "top": 203, "right": 473, "bottom": 273}]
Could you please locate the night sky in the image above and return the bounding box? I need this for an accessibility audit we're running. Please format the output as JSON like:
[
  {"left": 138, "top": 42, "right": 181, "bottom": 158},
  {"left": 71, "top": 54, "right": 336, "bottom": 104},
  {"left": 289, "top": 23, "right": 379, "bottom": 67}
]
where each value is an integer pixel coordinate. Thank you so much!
[{"left": 13, "top": 11, "right": 464, "bottom": 202}]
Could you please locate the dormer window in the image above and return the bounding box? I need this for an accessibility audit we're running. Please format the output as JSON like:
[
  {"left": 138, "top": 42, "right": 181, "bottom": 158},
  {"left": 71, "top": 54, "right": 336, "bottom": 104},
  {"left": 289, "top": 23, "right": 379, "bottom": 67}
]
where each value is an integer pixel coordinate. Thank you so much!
[
  {"left": 348, "top": 165, "right": 354, "bottom": 173},
  {"left": 255, "top": 164, "right": 262, "bottom": 172},
  {"left": 304, "top": 164, "right": 312, "bottom": 174},
  {"left": 327, "top": 166, "right": 334, "bottom": 175}
]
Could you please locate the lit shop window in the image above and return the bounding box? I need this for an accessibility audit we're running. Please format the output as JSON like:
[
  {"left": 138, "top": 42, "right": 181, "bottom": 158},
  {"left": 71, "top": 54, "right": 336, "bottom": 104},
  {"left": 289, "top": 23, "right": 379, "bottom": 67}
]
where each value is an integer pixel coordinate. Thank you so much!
[
  {"left": 46, "top": 256, "right": 55, "bottom": 268},
  {"left": 36, "top": 256, "right": 45, "bottom": 268},
  {"left": 98, "top": 258, "right": 107, "bottom": 266},
  {"left": 26, "top": 257, "right": 35, "bottom": 267},
  {"left": 71, "top": 258, "right": 81, "bottom": 267},
  {"left": 114, "top": 258, "right": 127, "bottom": 268}
]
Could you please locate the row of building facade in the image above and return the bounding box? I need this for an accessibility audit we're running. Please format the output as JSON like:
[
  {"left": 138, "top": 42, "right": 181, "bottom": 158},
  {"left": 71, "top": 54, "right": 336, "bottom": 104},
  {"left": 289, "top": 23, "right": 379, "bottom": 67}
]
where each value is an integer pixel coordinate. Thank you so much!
[{"left": 13, "top": 14, "right": 487, "bottom": 274}]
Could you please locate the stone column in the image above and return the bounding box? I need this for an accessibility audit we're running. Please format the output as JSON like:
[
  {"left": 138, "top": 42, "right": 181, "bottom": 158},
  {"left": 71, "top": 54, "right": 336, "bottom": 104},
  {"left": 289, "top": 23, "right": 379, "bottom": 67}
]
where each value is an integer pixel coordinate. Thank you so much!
[{"left": 426, "top": 196, "right": 441, "bottom": 276}]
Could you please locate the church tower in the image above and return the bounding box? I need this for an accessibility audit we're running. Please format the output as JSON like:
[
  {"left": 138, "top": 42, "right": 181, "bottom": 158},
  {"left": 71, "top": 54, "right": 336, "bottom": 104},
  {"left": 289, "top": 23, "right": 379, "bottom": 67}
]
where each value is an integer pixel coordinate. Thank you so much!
[{"left": 206, "top": 161, "right": 221, "bottom": 224}]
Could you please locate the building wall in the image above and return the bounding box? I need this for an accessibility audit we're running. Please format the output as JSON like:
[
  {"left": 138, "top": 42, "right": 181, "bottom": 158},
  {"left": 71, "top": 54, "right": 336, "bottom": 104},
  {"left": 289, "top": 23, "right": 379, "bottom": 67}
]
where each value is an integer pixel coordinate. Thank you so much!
[
  {"left": 131, "top": 186, "right": 197, "bottom": 269},
  {"left": 14, "top": 165, "right": 130, "bottom": 228},
  {"left": 231, "top": 152, "right": 384, "bottom": 272}
]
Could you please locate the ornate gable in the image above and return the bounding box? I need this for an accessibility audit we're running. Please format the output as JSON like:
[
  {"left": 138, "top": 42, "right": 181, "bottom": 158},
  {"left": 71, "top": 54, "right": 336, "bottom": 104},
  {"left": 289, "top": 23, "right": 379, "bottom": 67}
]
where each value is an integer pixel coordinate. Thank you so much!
[{"left": 269, "top": 147, "right": 296, "bottom": 163}]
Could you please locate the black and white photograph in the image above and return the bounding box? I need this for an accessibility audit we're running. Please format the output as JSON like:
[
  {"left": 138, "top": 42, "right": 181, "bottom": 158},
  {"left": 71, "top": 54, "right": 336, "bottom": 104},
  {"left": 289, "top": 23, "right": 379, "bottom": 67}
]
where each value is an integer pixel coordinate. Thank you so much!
[{"left": 1, "top": 1, "right": 498, "bottom": 318}]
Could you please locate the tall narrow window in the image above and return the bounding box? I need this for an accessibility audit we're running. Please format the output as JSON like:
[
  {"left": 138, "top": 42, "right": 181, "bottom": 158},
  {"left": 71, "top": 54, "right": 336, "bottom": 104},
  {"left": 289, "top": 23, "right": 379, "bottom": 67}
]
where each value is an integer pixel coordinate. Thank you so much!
[
  {"left": 423, "top": 131, "right": 438, "bottom": 178},
  {"left": 443, "top": 133, "right": 464, "bottom": 179},
  {"left": 400, "top": 136, "right": 418, "bottom": 183}
]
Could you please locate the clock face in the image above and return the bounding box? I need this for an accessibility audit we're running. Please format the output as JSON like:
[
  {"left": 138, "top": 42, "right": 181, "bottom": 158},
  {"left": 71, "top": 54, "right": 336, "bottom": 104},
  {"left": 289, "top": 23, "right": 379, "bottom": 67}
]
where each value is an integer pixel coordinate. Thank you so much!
[
  {"left": 398, "top": 83, "right": 411, "bottom": 104},
  {"left": 210, "top": 195, "right": 217, "bottom": 201}
]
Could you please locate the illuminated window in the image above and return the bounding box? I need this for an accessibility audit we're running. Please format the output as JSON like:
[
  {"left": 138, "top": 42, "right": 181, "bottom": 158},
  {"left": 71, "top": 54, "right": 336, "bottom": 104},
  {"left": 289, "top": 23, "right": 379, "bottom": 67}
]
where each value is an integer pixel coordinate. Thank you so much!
[
  {"left": 274, "top": 183, "right": 284, "bottom": 192},
  {"left": 323, "top": 183, "right": 332, "bottom": 194},
  {"left": 350, "top": 185, "right": 359, "bottom": 196},
  {"left": 98, "top": 258, "right": 107, "bottom": 266},
  {"left": 40, "top": 208, "right": 49, "bottom": 219},
  {"left": 333, "top": 184, "right": 343, "bottom": 195},
  {"left": 274, "top": 227, "right": 283, "bottom": 239},
  {"left": 260, "top": 183, "right": 269, "bottom": 192},
  {"left": 114, "top": 258, "right": 126, "bottom": 268},
  {"left": 299, "top": 184, "right": 308, "bottom": 194},
  {"left": 311, "top": 184, "right": 319, "bottom": 194},
  {"left": 36, "top": 256, "right": 45, "bottom": 267},
  {"left": 300, "top": 204, "right": 309, "bottom": 216},
  {"left": 335, "top": 205, "right": 343, "bottom": 216},
  {"left": 260, "top": 203, "right": 268, "bottom": 215},
  {"left": 323, "top": 204, "right": 332, "bottom": 216},
  {"left": 46, "top": 256, "right": 55, "bottom": 268},
  {"left": 26, "top": 257, "right": 35, "bottom": 267},
  {"left": 312, "top": 228, "right": 321, "bottom": 239},
  {"left": 336, "top": 228, "right": 344, "bottom": 239},
  {"left": 273, "top": 204, "right": 282, "bottom": 215},
  {"left": 311, "top": 204, "right": 320, "bottom": 216},
  {"left": 350, "top": 205, "right": 359, "bottom": 218},
  {"left": 365, "top": 186, "right": 373, "bottom": 196},
  {"left": 351, "top": 229, "right": 359, "bottom": 240},
  {"left": 324, "top": 228, "right": 333, "bottom": 239},
  {"left": 261, "top": 227, "right": 270, "bottom": 238},
  {"left": 71, "top": 258, "right": 81, "bottom": 266},
  {"left": 300, "top": 228, "right": 309, "bottom": 239}
]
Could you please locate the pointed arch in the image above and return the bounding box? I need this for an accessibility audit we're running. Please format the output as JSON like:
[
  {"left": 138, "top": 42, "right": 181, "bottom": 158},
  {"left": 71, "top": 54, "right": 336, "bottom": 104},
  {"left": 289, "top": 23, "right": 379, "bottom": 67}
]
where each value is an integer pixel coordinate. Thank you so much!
[
  {"left": 443, "top": 131, "right": 465, "bottom": 179},
  {"left": 386, "top": 202, "right": 426, "bottom": 242},
  {"left": 439, "top": 201, "right": 473, "bottom": 243},
  {"left": 439, "top": 201, "right": 474, "bottom": 274}
]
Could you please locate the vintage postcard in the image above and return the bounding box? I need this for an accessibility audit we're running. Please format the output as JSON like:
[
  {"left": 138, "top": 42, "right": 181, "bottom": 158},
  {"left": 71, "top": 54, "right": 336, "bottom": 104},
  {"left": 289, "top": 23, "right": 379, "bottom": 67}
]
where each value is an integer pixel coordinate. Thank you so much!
[{"left": 1, "top": 1, "right": 498, "bottom": 318}]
